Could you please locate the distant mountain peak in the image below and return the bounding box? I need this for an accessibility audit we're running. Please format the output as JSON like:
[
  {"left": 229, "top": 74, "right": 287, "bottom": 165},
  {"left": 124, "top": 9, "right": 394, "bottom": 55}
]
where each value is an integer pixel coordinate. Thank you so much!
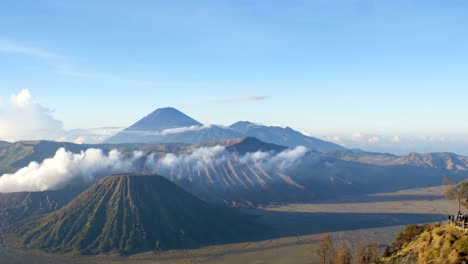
[
  {"left": 104, "top": 107, "right": 209, "bottom": 144},
  {"left": 226, "top": 136, "right": 287, "bottom": 154},
  {"left": 229, "top": 121, "right": 258, "bottom": 129},
  {"left": 126, "top": 107, "right": 202, "bottom": 132},
  {"left": 229, "top": 121, "right": 345, "bottom": 152},
  {"left": 238, "top": 136, "right": 269, "bottom": 145},
  {"left": 240, "top": 136, "right": 261, "bottom": 142},
  {"left": 231, "top": 121, "right": 257, "bottom": 126}
]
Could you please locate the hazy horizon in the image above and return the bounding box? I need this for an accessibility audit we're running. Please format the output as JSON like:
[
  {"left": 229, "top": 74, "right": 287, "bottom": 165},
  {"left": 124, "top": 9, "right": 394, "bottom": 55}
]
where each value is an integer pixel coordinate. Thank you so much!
[{"left": 0, "top": 89, "right": 467, "bottom": 155}]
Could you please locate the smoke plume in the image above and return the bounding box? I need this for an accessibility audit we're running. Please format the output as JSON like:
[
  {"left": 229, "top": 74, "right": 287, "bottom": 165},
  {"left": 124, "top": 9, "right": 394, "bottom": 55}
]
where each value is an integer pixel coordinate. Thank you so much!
[
  {"left": 155, "top": 145, "right": 307, "bottom": 172},
  {"left": 0, "top": 145, "right": 307, "bottom": 193},
  {"left": 156, "top": 145, "right": 227, "bottom": 170},
  {"left": 0, "top": 148, "right": 142, "bottom": 193}
]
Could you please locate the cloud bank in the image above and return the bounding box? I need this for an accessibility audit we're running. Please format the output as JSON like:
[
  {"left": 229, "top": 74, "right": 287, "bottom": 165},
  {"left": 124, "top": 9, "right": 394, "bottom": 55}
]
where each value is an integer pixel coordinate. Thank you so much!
[
  {"left": 155, "top": 145, "right": 227, "bottom": 170},
  {"left": 63, "top": 127, "right": 124, "bottom": 144},
  {"left": 154, "top": 145, "right": 307, "bottom": 173},
  {"left": 0, "top": 89, "right": 66, "bottom": 142},
  {"left": 239, "top": 146, "right": 308, "bottom": 170},
  {"left": 0, "top": 145, "right": 307, "bottom": 193},
  {"left": 0, "top": 148, "right": 143, "bottom": 193},
  {"left": 160, "top": 124, "right": 213, "bottom": 135},
  {"left": 0, "top": 90, "right": 121, "bottom": 143},
  {"left": 318, "top": 132, "right": 468, "bottom": 155},
  {"left": 115, "top": 124, "right": 214, "bottom": 137}
]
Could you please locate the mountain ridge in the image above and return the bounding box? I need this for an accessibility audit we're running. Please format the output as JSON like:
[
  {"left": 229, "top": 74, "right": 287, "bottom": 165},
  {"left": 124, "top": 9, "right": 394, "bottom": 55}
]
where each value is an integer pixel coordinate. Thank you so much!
[
  {"left": 104, "top": 107, "right": 344, "bottom": 151},
  {"left": 186, "top": 136, "right": 287, "bottom": 154},
  {"left": 329, "top": 149, "right": 468, "bottom": 171},
  {"left": 229, "top": 121, "right": 345, "bottom": 152},
  {"left": 3, "top": 139, "right": 468, "bottom": 209}
]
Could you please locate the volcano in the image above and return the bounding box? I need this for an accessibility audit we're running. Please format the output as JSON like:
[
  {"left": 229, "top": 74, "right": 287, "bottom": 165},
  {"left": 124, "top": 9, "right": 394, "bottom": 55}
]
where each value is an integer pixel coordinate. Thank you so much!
[
  {"left": 124, "top": 107, "right": 202, "bottom": 132},
  {"left": 15, "top": 174, "right": 264, "bottom": 255},
  {"left": 105, "top": 107, "right": 242, "bottom": 144}
]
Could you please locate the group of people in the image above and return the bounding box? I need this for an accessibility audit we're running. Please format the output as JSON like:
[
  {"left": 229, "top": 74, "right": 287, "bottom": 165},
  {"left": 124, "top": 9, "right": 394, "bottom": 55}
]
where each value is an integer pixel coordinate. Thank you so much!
[{"left": 448, "top": 212, "right": 468, "bottom": 223}]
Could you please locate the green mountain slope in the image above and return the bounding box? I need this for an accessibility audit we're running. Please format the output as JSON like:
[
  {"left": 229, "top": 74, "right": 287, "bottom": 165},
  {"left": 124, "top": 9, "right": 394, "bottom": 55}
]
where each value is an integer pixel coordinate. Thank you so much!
[
  {"left": 0, "top": 184, "right": 89, "bottom": 228},
  {"left": 14, "top": 174, "right": 264, "bottom": 255}
]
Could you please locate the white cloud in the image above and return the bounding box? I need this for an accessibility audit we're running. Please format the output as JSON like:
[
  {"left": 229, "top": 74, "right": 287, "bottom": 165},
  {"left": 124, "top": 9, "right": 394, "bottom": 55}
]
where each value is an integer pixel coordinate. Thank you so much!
[
  {"left": 118, "top": 124, "right": 214, "bottom": 137},
  {"left": 64, "top": 127, "right": 123, "bottom": 144},
  {"left": 367, "top": 136, "right": 380, "bottom": 144},
  {"left": 0, "top": 89, "right": 65, "bottom": 142},
  {"left": 0, "top": 90, "right": 122, "bottom": 143},
  {"left": 239, "top": 151, "right": 270, "bottom": 163},
  {"left": 73, "top": 136, "right": 87, "bottom": 144},
  {"left": 0, "top": 145, "right": 308, "bottom": 193},
  {"left": 157, "top": 145, "right": 227, "bottom": 170},
  {"left": 391, "top": 136, "right": 401, "bottom": 143},
  {"left": 247, "top": 146, "right": 307, "bottom": 170},
  {"left": 352, "top": 132, "right": 364, "bottom": 140},
  {"left": 156, "top": 145, "right": 308, "bottom": 172},
  {"left": 12, "top": 89, "right": 34, "bottom": 106},
  {"left": 160, "top": 124, "right": 212, "bottom": 135},
  {"left": 0, "top": 148, "right": 141, "bottom": 193}
]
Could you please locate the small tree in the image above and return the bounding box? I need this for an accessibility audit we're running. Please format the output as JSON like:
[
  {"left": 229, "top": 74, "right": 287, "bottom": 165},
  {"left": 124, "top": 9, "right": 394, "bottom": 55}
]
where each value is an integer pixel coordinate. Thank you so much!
[
  {"left": 444, "top": 176, "right": 468, "bottom": 212},
  {"left": 316, "top": 234, "right": 333, "bottom": 264},
  {"left": 356, "top": 242, "right": 380, "bottom": 264},
  {"left": 333, "top": 241, "right": 352, "bottom": 264}
]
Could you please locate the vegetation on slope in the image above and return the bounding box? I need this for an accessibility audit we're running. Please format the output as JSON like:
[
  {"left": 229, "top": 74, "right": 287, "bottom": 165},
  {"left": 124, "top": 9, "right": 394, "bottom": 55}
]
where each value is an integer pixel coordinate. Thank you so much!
[
  {"left": 381, "top": 224, "right": 468, "bottom": 264},
  {"left": 14, "top": 174, "right": 264, "bottom": 255},
  {"left": 315, "top": 233, "right": 380, "bottom": 264},
  {"left": 0, "top": 184, "right": 88, "bottom": 228}
]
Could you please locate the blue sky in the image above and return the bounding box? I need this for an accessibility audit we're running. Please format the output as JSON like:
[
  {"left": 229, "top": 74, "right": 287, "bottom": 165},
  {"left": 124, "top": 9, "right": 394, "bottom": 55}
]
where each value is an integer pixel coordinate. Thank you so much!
[{"left": 1, "top": 0, "right": 468, "bottom": 153}]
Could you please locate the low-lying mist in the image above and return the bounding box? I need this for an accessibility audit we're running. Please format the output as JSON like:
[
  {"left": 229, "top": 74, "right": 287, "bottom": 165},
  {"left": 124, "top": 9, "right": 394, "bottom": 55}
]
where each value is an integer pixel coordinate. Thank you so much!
[{"left": 0, "top": 145, "right": 307, "bottom": 193}]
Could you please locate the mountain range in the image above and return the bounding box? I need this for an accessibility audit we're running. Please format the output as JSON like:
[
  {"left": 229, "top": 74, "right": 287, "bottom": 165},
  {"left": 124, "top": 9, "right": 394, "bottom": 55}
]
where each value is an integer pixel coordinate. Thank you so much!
[
  {"left": 1, "top": 138, "right": 467, "bottom": 212},
  {"left": 105, "top": 107, "right": 344, "bottom": 152},
  {"left": 229, "top": 121, "right": 344, "bottom": 152}
]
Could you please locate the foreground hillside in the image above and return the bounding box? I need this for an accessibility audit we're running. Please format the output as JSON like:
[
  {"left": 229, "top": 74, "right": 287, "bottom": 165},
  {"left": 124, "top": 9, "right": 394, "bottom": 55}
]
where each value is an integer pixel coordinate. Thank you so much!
[
  {"left": 0, "top": 185, "right": 453, "bottom": 263},
  {"left": 13, "top": 174, "right": 264, "bottom": 255},
  {"left": 381, "top": 224, "right": 468, "bottom": 264}
]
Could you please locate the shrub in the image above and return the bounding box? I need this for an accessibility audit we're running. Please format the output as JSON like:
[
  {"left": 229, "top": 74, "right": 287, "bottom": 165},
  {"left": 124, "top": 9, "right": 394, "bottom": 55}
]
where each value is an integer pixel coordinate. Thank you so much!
[{"left": 383, "top": 224, "right": 426, "bottom": 257}]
